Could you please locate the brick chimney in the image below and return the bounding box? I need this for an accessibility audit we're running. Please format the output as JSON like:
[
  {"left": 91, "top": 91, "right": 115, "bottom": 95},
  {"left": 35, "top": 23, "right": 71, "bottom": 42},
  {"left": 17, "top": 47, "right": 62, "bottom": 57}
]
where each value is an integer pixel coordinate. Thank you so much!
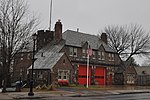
[
  {"left": 101, "top": 33, "right": 107, "bottom": 44},
  {"left": 54, "top": 19, "right": 62, "bottom": 43},
  {"left": 37, "top": 30, "right": 54, "bottom": 51}
]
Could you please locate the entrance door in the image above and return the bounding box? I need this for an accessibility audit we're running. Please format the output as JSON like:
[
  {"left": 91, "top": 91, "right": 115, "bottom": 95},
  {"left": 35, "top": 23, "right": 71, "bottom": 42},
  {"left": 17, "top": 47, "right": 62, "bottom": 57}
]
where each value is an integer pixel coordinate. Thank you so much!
[{"left": 109, "top": 74, "right": 112, "bottom": 85}]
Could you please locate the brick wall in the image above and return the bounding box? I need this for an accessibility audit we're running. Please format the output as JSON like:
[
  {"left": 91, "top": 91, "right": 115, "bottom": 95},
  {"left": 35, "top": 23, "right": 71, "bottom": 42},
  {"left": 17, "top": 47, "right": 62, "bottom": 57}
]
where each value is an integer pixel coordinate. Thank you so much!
[
  {"left": 37, "top": 30, "right": 53, "bottom": 51},
  {"left": 13, "top": 52, "right": 32, "bottom": 82},
  {"left": 61, "top": 44, "right": 121, "bottom": 85},
  {"left": 30, "top": 54, "right": 73, "bottom": 86},
  {"left": 52, "top": 54, "right": 73, "bottom": 85}
]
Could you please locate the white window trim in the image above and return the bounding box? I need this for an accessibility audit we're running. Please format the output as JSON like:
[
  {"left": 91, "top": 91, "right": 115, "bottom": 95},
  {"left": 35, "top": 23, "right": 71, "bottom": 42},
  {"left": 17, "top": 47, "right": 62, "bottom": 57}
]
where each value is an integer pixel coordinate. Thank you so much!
[
  {"left": 69, "top": 47, "right": 78, "bottom": 57},
  {"left": 98, "top": 51, "right": 105, "bottom": 60},
  {"left": 112, "top": 54, "right": 115, "bottom": 61},
  {"left": 92, "top": 51, "right": 96, "bottom": 59},
  {"left": 73, "top": 48, "right": 77, "bottom": 57},
  {"left": 69, "top": 47, "right": 73, "bottom": 56},
  {"left": 108, "top": 53, "right": 111, "bottom": 61},
  {"left": 82, "top": 49, "right": 86, "bottom": 58},
  {"left": 58, "top": 70, "right": 70, "bottom": 80}
]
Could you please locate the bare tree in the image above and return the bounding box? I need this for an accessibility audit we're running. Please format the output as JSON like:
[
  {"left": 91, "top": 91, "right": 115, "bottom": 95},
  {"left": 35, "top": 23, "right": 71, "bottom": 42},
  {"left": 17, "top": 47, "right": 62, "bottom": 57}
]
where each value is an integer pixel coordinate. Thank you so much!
[
  {"left": 0, "top": 0, "right": 38, "bottom": 92},
  {"left": 103, "top": 24, "right": 150, "bottom": 62}
]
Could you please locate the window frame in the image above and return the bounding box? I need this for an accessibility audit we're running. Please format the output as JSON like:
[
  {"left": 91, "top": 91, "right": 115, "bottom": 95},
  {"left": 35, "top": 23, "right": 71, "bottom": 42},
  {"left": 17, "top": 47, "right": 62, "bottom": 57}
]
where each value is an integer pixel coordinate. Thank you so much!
[
  {"left": 58, "top": 70, "right": 70, "bottom": 80},
  {"left": 92, "top": 51, "right": 96, "bottom": 59},
  {"left": 69, "top": 47, "right": 78, "bottom": 57},
  {"left": 98, "top": 51, "right": 105, "bottom": 60},
  {"left": 82, "top": 49, "right": 86, "bottom": 58},
  {"left": 69, "top": 47, "right": 74, "bottom": 56}
]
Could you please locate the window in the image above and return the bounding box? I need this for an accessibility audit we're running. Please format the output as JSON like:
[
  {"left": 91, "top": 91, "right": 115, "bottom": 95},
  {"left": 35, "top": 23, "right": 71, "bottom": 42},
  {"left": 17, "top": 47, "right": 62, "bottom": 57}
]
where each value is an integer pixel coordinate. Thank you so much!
[
  {"left": 127, "top": 74, "right": 134, "bottom": 84},
  {"left": 69, "top": 47, "right": 73, "bottom": 56},
  {"left": 27, "top": 53, "right": 31, "bottom": 60},
  {"left": 101, "top": 52, "right": 105, "bottom": 60},
  {"left": 109, "top": 53, "right": 115, "bottom": 61},
  {"left": 82, "top": 49, "right": 86, "bottom": 58},
  {"left": 112, "top": 54, "right": 114, "bottom": 61},
  {"left": 92, "top": 51, "right": 96, "bottom": 59},
  {"left": 73, "top": 48, "right": 77, "bottom": 57},
  {"left": 108, "top": 53, "right": 111, "bottom": 61},
  {"left": 82, "top": 49, "right": 86, "bottom": 53},
  {"left": 21, "top": 58, "right": 23, "bottom": 60},
  {"left": 98, "top": 51, "right": 105, "bottom": 60},
  {"left": 21, "top": 54, "right": 24, "bottom": 57},
  {"left": 58, "top": 70, "right": 69, "bottom": 80},
  {"left": 58, "top": 70, "right": 62, "bottom": 79},
  {"left": 69, "top": 47, "right": 77, "bottom": 57},
  {"left": 63, "top": 59, "right": 65, "bottom": 64},
  {"left": 21, "top": 54, "right": 24, "bottom": 60},
  {"left": 37, "top": 71, "right": 43, "bottom": 79},
  {"left": 98, "top": 51, "right": 101, "bottom": 60}
]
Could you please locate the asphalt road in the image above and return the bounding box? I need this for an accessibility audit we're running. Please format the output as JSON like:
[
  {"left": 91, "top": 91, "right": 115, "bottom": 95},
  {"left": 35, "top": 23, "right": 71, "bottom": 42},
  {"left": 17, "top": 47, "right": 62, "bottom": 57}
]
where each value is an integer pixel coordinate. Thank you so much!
[{"left": 39, "top": 93, "right": 150, "bottom": 100}]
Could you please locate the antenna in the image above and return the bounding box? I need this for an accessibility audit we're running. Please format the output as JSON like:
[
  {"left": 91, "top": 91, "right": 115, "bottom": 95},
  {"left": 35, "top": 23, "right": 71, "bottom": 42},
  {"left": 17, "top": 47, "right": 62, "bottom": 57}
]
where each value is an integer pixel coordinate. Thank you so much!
[{"left": 49, "top": 0, "right": 53, "bottom": 31}]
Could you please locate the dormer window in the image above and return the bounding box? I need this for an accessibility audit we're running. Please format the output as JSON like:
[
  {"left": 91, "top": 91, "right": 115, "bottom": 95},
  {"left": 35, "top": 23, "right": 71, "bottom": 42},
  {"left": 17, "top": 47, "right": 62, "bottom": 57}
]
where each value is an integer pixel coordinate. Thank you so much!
[
  {"left": 101, "top": 52, "right": 105, "bottom": 60},
  {"left": 109, "top": 53, "right": 115, "bottom": 61},
  {"left": 108, "top": 53, "right": 111, "bottom": 61},
  {"left": 82, "top": 49, "right": 86, "bottom": 58},
  {"left": 98, "top": 51, "right": 105, "bottom": 60},
  {"left": 92, "top": 51, "right": 96, "bottom": 59},
  {"left": 112, "top": 54, "right": 114, "bottom": 61}
]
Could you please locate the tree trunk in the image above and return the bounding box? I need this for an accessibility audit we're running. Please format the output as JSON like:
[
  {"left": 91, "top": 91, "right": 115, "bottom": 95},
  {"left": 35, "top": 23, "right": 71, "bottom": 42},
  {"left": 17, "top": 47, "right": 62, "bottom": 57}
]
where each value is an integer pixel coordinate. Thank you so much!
[{"left": 2, "top": 77, "right": 7, "bottom": 93}]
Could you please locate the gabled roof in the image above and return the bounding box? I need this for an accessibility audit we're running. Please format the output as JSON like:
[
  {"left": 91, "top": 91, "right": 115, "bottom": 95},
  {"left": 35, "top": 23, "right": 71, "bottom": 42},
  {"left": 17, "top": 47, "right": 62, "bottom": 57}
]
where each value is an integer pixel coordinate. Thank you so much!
[
  {"left": 62, "top": 30, "right": 115, "bottom": 52},
  {"left": 134, "top": 66, "right": 150, "bottom": 75},
  {"left": 29, "top": 40, "right": 65, "bottom": 70}
]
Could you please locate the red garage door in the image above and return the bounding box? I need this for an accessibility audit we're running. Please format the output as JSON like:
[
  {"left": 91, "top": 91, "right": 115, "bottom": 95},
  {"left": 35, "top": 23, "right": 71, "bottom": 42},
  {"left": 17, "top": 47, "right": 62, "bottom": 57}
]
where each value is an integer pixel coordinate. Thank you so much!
[
  {"left": 78, "top": 65, "right": 92, "bottom": 85},
  {"left": 95, "top": 67, "right": 106, "bottom": 85}
]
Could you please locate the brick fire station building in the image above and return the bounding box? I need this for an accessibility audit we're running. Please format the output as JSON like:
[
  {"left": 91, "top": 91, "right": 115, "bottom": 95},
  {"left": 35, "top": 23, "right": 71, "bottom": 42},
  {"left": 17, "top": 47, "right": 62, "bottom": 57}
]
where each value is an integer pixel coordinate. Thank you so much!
[{"left": 13, "top": 20, "right": 122, "bottom": 86}]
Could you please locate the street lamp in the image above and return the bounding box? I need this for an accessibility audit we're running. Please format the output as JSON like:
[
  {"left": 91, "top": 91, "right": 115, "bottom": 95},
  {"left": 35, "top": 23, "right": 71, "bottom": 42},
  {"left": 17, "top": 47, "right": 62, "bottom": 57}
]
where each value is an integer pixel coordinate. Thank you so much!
[{"left": 28, "top": 33, "right": 37, "bottom": 96}]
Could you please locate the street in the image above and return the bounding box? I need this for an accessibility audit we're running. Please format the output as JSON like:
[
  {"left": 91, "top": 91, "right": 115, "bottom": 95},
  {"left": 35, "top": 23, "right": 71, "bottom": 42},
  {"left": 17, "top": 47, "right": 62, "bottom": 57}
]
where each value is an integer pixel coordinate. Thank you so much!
[
  {"left": 40, "top": 93, "right": 150, "bottom": 100},
  {"left": 1, "top": 86, "right": 150, "bottom": 100}
]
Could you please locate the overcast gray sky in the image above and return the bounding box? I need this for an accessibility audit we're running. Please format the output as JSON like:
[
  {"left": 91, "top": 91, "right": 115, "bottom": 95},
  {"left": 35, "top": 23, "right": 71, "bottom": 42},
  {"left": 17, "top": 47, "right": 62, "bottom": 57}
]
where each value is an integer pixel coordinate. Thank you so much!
[
  {"left": 28, "top": 0, "right": 150, "bottom": 35},
  {"left": 28, "top": 0, "right": 150, "bottom": 64}
]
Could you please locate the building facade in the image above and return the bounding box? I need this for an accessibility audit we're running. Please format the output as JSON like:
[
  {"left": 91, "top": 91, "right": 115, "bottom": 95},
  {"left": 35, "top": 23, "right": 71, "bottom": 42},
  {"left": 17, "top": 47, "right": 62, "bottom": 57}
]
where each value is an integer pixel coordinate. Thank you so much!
[
  {"left": 12, "top": 20, "right": 122, "bottom": 86},
  {"left": 60, "top": 30, "right": 121, "bottom": 85},
  {"left": 125, "top": 66, "right": 150, "bottom": 86}
]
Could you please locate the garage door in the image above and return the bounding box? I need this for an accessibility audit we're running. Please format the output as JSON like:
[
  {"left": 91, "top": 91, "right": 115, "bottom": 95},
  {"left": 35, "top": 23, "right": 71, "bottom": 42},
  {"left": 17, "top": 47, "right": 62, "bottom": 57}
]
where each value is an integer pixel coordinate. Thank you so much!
[
  {"left": 78, "top": 65, "right": 92, "bottom": 85},
  {"left": 94, "top": 67, "right": 106, "bottom": 85}
]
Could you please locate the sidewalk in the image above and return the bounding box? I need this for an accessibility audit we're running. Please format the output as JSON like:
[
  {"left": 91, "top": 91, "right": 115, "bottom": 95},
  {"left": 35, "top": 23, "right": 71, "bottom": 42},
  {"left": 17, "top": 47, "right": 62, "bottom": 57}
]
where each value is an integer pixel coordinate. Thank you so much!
[
  {"left": 0, "top": 93, "right": 13, "bottom": 100},
  {"left": 1, "top": 85, "right": 150, "bottom": 99}
]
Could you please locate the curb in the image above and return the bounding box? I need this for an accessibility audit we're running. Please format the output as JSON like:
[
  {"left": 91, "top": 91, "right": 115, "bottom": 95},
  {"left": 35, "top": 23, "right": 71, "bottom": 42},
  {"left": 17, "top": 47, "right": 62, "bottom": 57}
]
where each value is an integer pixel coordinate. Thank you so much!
[
  {"left": 5, "top": 90, "right": 150, "bottom": 99},
  {"left": 13, "top": 96, "right": 46, "bottom": 99},
  {"left": 70, "top": 91, "right": 150, "bottom": 97},
  {"left": 119, "top": 91, "right": 150, "bottom": 95},
  {"left": 71, "top": 94, "right": 104, "bottom": 97}
]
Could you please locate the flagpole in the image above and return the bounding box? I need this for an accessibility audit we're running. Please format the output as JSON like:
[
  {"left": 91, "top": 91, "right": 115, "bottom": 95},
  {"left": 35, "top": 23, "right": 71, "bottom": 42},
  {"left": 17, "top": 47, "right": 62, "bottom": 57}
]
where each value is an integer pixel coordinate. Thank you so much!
[
  {"left": 49, "top": 0, "right": 52, "bottom": 31},
  {"left": 87, "top": 41, "right": 89, "bottom": 88}
]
